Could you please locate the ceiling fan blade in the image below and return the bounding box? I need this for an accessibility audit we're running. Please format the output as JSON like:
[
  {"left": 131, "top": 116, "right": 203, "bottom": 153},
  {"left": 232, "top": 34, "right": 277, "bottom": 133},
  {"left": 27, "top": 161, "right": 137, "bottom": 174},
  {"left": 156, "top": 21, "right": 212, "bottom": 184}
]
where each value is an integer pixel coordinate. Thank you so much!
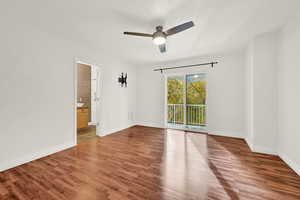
[
  {"left": 124, "top": 32, "right": 153, "bottom": 37},
  {"left": 159, "top": 44, "right": 166, "bottom": 53},
  {"left": 165, "top": 21, "right": 194, "bottom": 36}
]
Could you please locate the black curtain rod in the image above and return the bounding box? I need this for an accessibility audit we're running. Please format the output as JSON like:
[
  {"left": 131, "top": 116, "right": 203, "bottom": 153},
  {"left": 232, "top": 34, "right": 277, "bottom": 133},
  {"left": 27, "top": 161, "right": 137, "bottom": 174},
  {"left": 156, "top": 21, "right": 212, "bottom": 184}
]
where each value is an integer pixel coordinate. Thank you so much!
[{"left": 154, "top": 62, "right": 218, "bottom": 73}]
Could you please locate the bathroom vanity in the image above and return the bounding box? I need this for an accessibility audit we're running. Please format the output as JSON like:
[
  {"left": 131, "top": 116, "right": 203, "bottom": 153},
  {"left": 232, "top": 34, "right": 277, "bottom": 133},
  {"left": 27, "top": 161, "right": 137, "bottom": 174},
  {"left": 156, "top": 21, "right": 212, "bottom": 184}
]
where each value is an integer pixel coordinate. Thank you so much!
[{"left": 77, "top": 107, "right": 89, "bottom": 129}]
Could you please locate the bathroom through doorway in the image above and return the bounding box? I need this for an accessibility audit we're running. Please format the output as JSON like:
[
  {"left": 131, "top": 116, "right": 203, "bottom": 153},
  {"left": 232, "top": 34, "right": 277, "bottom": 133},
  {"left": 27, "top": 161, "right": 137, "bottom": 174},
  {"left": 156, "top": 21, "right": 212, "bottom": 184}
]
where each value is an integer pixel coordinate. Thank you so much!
[{"left": 76, "top": 61, "right": 101, "bottom": 144}]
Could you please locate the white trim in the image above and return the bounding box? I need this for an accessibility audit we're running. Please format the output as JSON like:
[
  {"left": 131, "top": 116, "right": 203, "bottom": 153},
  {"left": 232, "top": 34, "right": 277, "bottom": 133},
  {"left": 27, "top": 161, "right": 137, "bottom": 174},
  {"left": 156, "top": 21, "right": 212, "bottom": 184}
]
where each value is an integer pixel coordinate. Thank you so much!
[
  {"left": 279, "top": 152, "right": 300, "bottom": 176},
  {"left": 136, "top": 122, "right": 166, "bottom": 129},
  {"left": 244, "top": 137, "right": 276, "bottom": 155},
  {"left": 167, "top": 123, "right": 206, "bottom": 132},
  {"left": 76, "top": 60, "right": 93, "bottom": 66},
  {"left": 101, "top": 124, "right": 136, "bottom": 136},
  {"left": 164, "top": 75, "right": 168, "bottom": 126},
  {"left": 136, "top": 122, "right": 208, "bottom": 133},
  {"left": 251, "top": 145, "right": 277, "bottom": 155},
  {"left": 245, "top": 137, "right": 254, "bottom": 151},
  {"left": 183, "top": 75, "right": 187, "bottom": 125},
  {"left": 74, "top": 59, "right": 78, "bottom": 145},
  {"left": 0, "top": 142, "right": 75, "bottom": 172},
  {"left": 207, "top": 130, "right": 244, "bottom": 139},
  {"left": 245, "top": 139, "right": 300, "bottom": 175}
]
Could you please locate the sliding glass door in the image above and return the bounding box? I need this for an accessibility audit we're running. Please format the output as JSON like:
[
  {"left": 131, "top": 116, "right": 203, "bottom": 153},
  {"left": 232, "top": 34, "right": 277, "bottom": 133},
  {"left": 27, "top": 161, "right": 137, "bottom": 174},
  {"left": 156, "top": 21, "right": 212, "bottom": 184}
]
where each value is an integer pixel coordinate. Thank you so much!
[
  {"left": 167, "top": 73, "right": 206, "bottom": 130},
  {"left": 167, "top": 76, "right": 185, "bottom": 125}
]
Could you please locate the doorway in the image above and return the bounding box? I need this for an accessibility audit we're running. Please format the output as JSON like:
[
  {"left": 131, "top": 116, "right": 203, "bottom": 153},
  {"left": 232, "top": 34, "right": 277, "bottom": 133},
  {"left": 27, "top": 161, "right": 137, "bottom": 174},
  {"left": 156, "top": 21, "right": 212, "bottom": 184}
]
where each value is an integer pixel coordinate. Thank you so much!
[
  {"left": 166, "top": 73, "right": 206, "bottom": 131},
  {"left": 76, "top": 61, "right": 101, "bottom": 144}
]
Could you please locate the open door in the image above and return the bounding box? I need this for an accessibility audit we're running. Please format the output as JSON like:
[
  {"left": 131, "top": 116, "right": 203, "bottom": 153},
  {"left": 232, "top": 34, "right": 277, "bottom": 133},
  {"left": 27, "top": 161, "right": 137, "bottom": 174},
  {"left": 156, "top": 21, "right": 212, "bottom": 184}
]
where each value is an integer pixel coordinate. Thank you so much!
[{"left": 90, "top": 65, "right": 101, "bottom": 127}]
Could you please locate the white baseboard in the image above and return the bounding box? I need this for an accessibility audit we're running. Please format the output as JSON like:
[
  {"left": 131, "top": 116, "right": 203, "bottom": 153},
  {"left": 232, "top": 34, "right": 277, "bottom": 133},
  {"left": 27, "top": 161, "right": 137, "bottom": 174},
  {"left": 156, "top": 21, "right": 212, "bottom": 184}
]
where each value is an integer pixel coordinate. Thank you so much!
[
  {"left": 251, "top": 145, "right": 277, "bottom": 155},
  {"left": 207, "top": 130, "right": 244, "bottom": 139},
  {"left": 279, "top": 152, "right": 300, "bottom": 176},
  {"left": 244, "top": 137, "right": 276, "bottom": 155},
  {"left": 100, "top": 124, "right": 136, "bottom": 136},
  {"left": 244, "top": 139, "right": 300, "bottom": 175},
  {"left": 0, "top": 142, "right": 75, "bottom": 172},
  {"left": 245, "top": 137, "right": 254, "bottom": 151},
  {"left": 135, "top": 122, "right": 165, "bottom": 129},
  {"left": 0, "top": 124, "right": 136, "bottom": 172}
]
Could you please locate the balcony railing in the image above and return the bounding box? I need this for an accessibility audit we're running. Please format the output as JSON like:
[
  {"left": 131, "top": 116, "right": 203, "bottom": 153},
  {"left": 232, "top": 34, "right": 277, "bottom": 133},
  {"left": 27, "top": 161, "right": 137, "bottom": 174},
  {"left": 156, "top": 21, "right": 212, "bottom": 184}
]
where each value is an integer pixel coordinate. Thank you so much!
[{"left": 167, "top": 104, "right": 206, "bottom": 126}]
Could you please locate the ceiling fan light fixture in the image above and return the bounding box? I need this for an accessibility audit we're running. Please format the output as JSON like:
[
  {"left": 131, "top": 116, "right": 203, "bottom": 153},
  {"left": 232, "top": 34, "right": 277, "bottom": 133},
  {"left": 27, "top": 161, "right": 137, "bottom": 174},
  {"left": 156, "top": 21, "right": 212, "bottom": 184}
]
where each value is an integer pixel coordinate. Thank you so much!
[
  {"left": 153, "top": 36, "right": 166, "bottom": 45},
  {"left": 153, "top": 32, "right": 166, "bottom": 45}
]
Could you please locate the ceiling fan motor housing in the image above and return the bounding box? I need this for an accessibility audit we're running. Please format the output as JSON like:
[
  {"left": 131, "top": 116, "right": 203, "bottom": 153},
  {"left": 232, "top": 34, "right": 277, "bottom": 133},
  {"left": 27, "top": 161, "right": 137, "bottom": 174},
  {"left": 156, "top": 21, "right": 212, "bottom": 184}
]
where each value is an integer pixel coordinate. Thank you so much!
[
  {"left": 156, "top": 26, "right": 163, "bottom": 32},
  {"left": 153, "top": 31, "right": 166, "bottom": 39}
]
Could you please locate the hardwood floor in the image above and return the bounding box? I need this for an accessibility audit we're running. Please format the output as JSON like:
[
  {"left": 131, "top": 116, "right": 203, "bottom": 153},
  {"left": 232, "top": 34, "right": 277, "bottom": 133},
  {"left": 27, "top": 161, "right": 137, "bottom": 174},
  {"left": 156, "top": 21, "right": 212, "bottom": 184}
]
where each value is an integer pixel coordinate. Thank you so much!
[
  {"left": 1, "top": 126, "right": 300, "bottom": 200},
  {"left": 77, "top": 125, "right": 97, "bottom": 144}
]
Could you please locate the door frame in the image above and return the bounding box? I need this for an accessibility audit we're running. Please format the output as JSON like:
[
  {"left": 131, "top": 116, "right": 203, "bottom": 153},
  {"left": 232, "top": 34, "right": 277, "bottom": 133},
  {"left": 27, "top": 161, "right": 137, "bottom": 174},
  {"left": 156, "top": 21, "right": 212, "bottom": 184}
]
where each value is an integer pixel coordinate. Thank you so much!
[
  {"left": 74, "top": 59, "right": 102, "bottom": 145},
  {"left": 90, "top": 65, "right": 100, "bottom": 126},
  {"left": 164, "top": 72, "right": 208, "bottom": 132}
]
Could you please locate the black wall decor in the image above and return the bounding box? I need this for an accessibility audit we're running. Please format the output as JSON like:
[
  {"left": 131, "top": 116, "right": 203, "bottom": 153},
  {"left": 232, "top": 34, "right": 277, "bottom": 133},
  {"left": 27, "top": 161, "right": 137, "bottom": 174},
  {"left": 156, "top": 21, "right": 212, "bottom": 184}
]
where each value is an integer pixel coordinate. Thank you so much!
[{"left": 118, "top": 73, "right": 127, "bottom": 87}]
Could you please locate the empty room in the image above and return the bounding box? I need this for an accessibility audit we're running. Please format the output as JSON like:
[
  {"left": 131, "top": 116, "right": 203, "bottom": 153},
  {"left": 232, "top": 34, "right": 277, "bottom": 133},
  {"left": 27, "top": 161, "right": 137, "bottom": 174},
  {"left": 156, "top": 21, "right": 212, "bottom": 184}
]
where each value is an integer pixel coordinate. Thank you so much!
[{"left": 1, "top": 0, "right": 300, "bottom": 199}]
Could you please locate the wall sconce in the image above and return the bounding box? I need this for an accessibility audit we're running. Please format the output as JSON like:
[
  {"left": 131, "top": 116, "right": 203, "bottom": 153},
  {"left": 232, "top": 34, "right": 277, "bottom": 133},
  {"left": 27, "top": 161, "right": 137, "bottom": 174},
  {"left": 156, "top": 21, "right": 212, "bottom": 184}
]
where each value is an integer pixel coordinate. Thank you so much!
[{"left": 118, "top": 73, "right": 127, "bottom": 87}]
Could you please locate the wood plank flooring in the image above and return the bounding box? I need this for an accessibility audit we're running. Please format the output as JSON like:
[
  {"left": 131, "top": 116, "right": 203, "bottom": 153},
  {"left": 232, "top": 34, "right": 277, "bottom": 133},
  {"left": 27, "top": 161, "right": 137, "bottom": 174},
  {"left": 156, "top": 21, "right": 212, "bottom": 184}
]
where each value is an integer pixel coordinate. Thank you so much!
[
  {"left": 77, "top": 125, "right": 97, "bottom": 144},
  {"left": 1, "top": 126, "right": 300, "bottom": 200}
]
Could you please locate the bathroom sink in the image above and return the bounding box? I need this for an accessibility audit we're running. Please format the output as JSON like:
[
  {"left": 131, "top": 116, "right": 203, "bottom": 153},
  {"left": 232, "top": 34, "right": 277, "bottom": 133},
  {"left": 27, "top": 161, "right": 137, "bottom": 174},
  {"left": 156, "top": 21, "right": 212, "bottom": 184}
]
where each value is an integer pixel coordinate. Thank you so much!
[{"left": 77, "top": 103, "right": 85, "bottom": 107}]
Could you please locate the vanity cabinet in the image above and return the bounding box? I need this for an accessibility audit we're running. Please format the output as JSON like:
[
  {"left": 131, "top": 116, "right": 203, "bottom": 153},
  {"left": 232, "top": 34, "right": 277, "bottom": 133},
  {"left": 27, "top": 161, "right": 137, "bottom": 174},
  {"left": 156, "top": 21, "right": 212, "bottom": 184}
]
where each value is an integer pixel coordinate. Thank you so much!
[{"left": 77, "top": 107, "right": 89, "bottom": 129}]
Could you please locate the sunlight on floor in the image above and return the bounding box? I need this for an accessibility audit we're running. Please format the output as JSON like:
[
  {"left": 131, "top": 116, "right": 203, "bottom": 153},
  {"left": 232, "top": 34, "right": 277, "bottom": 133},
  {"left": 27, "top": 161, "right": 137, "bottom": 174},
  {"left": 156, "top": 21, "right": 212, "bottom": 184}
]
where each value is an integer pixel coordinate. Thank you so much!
[{"left": 161, "top": 129, "right": 241, "bottom": 199}]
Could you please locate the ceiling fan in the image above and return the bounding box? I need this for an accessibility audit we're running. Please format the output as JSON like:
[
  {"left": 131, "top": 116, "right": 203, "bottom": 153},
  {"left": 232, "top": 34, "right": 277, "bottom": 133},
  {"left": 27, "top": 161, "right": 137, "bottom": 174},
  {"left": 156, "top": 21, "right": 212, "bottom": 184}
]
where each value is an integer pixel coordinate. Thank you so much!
[{"left": 124, "top": 21, "right": 194, "bottom": 53}]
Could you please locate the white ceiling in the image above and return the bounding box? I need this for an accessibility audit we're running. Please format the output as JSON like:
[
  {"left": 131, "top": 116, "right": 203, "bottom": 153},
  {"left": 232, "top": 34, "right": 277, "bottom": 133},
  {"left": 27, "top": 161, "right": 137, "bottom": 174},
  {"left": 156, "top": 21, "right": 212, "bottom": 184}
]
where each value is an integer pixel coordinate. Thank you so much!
[{"left": 6, "top": 0, "right": 300, "bottom": 66}]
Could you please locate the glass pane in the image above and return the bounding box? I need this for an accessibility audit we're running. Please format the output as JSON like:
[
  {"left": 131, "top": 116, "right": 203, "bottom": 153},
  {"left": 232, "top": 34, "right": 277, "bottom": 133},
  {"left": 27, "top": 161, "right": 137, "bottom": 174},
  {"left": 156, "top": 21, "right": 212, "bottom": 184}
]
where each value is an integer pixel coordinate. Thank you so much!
[
  {"left": 167, "top": 76, "right": 184, "bottom": 124},
  {"left": 186, "top": 74, "right": 206, "bottom": 126}
]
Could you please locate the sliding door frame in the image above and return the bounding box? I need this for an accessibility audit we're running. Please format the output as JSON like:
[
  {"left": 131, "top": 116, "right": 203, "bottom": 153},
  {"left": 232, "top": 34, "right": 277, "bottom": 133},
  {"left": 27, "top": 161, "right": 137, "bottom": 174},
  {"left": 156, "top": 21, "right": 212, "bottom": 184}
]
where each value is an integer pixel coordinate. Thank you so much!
[{"left": 164, "top": 71, "right": 208, "bottom": 132}]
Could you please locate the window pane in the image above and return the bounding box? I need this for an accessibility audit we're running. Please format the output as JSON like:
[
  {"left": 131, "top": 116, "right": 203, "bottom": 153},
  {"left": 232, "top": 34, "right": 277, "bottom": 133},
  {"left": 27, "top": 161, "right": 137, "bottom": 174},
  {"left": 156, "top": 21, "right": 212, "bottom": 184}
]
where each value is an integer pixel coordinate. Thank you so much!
[
  {"left": 167, "top": 76, "right": 184, "bottom": 104},
  {"left": 186, "top": 74, "right": 206, "bottom": 104},
  {"left": 167, "top": 76, "right": 184, "bottom": 124},
  {"left": 186, "top": 74, "right": 206, "bottom": 126}
]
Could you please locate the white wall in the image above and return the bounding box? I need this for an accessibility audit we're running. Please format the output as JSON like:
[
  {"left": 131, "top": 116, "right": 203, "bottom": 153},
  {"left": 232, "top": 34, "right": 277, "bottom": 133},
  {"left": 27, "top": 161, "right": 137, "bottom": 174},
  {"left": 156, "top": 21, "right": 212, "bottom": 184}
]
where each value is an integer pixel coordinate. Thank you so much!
[
  {"left": 136, "top": 68, "right": 165, "bottom": 128},
  {"left": 244, "top": 18, "right": 300, "bottom": 175},
  {"left": 206, "top": 52, "right": 246, "bottom": 138},
  {"left": 100, "top": 66, "right": 136, "bottom": 135},
  {"left": 0, "top": 11, "right": 136, "bottom": 171},
  {"left": 277, "top": 17, "right": 300, "bottom": 174},
  {"left": 245, "top": 31, "right": 279, "bottom": 154},
  {"left": 136, "top": 51, "right": 247, "bottom": 138}
]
